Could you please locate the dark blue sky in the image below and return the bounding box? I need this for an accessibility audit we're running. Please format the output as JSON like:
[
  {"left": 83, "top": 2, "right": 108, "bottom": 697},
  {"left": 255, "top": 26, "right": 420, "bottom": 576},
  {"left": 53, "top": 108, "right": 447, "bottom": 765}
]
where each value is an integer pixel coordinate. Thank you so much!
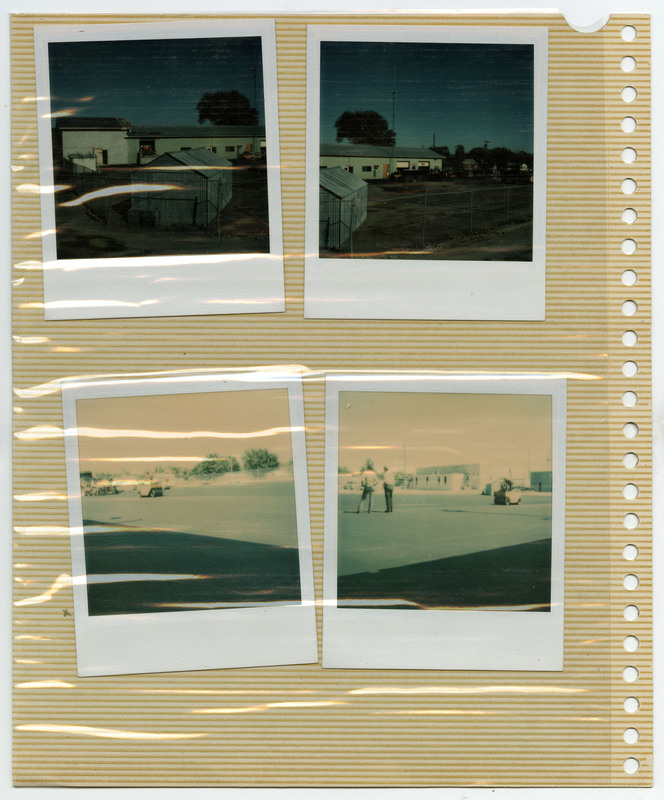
[
  {"left": 320, "top": 41, "right": 534, "bottom": 152},
  {"left": 48, "top": 36, "right": 265, "bottom": 126}
]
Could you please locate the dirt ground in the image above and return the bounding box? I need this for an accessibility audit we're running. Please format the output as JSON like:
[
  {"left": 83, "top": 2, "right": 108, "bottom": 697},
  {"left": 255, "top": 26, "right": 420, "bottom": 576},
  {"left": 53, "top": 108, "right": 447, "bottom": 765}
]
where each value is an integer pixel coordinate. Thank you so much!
[
  {"left": 322, "top": 178, "right": 533, "bottom": 261},
  {"left": 54, "top": 164, "right": 270, "bottom": 260}
]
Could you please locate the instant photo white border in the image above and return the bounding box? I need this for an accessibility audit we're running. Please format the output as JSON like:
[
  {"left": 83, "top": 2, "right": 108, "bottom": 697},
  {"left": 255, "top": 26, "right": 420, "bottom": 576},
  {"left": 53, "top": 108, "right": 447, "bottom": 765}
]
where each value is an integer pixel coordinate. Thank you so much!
[
  {"left": 304, "top": 26, "right": 548, "bottom": 320},
  {"left": 34, "top": 21, "right": 285, "bottom": 320},
  {"left": 61, "top": 371, "right": 316, "bottom": 676},
  {"left": 322, "top": 374, "right": 566, "bottom": 671}
]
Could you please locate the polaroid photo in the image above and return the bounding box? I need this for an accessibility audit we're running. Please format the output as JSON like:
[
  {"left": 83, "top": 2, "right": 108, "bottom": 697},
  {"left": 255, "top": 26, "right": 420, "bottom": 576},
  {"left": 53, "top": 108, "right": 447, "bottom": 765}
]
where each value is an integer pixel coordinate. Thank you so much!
[
  {"left": 34, "top": 20, "right": 284, "bottom": 320},
  {"left": 323, "top": 375, "right": 565, "bottom": 671},
  {"left": 61, "top": 371, "right": 316, "bottom": 676},
  {"left": 305, "top": 26, "right": 548, "bottom": 320}
]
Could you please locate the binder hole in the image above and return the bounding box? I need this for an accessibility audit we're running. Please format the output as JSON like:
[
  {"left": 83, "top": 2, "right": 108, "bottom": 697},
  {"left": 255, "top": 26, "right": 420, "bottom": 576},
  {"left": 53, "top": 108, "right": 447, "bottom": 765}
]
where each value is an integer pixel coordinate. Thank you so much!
[
  {"left": 624, "top": 605, "right": 639, "bottom": 621},
  {"left": 621, "top": 238, "right": 637, "bottom": 255},
  {"left": 623, "top": 543, "right": 639, "bottom": 559},
  {"left": 621, "top": 269, "right": 637, "bottom": 286},
  {"left": 622, "top": 330, "right": 637, "bottom": 347},
  {"left": 624, "top": 757, "right": 640, "bottom": 774},
  {"left": 624, "top": 696, "right": 640, "bottom": 713},
  {"left": 621, "top": 149, "right": 637, "bottom": 165},
  {"left": 623, "top": 513, "right": 640, "bottom": 530},
  {"left": 622, "top": 391, "right": 638, "bottom": 407},
  {"left": 621, "top": 116, "right": 637, "bottom": 133},
  {"left": 621, "top": 178, "right": 637, "bottom": 194},
  {"left": 622, "top": 360, "right": 638, "bottom": 376},
  {"left": 621, "top": 56, "right": 637, "bottom": 72},
  {"left": 623, "top": 573, "right": 639, "bottom": 590},
  {"left": 622, "top": 300, "right": 638, "bottom": 316},
  {"left": 622, "top": 452, "right": 639, "bottom": 469},
  {"left": 621, "top": 25, "right": 637, "bottom": 42},
  {"left": 623, "top": 422, "right": 639, "bottom": 439},
  {"left": 623, "top": 666, "right": 639, "bottom": 683},
  {"left": 621, "top": 86, "right": 638, "bottom": 103},
  {"left": 623, "top": 727, "right": 640, "bottom": 744},
  {"left": 623, "top": 543, "right": 639, "bottom": 560},
  {"left": 624, "top": 635, "right": 639, "bottom": 652},
  {"left": 622, "top": 483, "right": 639, "bottom": 500}
]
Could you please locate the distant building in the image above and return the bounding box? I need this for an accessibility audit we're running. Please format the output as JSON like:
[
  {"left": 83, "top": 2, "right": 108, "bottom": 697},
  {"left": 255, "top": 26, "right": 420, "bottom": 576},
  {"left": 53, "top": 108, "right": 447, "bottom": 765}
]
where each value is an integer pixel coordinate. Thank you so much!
[
  {"left": 320, "top": 143, "right": 444, "bottom": 180},
  {"left": 53, "top": 117, "right": 265, "bottom": 166},
  {"left": 530, "top": 470, "right": 552, "bottom": 492},
  {"left": 127, "top": 125, "right": 265, "bottom": 165},
  {"left": 319, "top": 167, "right": 368, "bottom": 250},
  {"left": 413, "top": 463, "right": 481, "bottom": 491},
  {"left": 130, "top": 148, "right": 232, "bottom": 229}
]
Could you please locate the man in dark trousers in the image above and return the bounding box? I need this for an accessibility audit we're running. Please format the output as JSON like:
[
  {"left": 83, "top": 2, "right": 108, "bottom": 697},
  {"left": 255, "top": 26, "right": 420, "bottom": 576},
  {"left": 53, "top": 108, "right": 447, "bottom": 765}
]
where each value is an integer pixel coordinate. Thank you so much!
[{"left": 382, "top": 465, "right": 394, "bottom": 512}]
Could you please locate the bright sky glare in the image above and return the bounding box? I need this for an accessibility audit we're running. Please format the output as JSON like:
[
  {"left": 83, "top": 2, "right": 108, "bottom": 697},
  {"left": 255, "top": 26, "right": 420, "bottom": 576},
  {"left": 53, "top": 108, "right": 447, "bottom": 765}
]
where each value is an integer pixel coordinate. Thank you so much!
[
  {"left": 338, "top": 391, "right": 551, "bottom": 478},
  {"left": 75, "top": 388, "right": 293, "bottom": 473}
]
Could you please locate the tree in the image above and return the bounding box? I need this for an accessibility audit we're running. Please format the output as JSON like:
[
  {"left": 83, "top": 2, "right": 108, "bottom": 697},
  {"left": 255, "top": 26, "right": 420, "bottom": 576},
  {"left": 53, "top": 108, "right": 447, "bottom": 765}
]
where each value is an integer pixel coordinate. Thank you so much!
[
  {"left": 334, "top": 110, "right": 396, "bottom": 147},
  {"left": 242, "top": 448, "right": 280, "bottom": 476},
  {"left": 190, "top": 453, "right": 238, "bottom": 477},
  {"left": 196, "top": 90, "right": 258, "bottom": 126}
]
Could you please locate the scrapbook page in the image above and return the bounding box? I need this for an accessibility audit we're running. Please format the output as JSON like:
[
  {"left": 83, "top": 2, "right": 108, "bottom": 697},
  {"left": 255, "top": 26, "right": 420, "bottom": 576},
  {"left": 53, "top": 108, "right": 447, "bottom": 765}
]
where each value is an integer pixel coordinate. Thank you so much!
[{"left": 11, "top": 8, "right": 652, "bottom": 790}]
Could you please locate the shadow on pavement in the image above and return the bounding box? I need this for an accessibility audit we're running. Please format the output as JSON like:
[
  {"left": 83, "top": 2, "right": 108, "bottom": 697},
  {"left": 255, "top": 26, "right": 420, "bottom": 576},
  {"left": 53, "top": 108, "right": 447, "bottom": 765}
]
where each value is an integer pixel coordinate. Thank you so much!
[
  {"left": 338, "top": 538, "right": 551, "bottom": 611},
  {"left": 83, "top": 521, "right": 301, "bottom": 616}
]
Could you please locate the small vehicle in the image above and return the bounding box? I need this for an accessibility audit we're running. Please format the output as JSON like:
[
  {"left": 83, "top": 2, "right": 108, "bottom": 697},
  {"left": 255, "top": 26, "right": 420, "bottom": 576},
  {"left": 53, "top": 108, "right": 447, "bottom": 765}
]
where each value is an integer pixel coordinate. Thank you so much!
[
  {"left": 493, "top": 479, "right": 522, "bottom": 505},
  {"left": 137, "top": 479, "right": 163, "bottom": 498}
]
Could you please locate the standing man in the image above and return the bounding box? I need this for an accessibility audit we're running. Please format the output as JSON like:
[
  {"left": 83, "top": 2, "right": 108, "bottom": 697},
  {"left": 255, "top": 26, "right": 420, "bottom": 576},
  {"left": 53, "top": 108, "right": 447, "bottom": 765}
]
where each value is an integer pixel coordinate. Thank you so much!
[
  {"left": 357, "top": 463, "right": 379, "bottom": 513},
  {"left": 383, "top": 465, "right": 394, "bottom": 512}
]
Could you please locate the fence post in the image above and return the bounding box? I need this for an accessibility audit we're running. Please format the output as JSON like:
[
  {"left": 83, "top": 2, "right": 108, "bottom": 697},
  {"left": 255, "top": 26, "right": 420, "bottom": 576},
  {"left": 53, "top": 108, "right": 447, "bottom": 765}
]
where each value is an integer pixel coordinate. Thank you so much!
[{"left": 507, "top": 186, "right": 511, "bottom": 225}]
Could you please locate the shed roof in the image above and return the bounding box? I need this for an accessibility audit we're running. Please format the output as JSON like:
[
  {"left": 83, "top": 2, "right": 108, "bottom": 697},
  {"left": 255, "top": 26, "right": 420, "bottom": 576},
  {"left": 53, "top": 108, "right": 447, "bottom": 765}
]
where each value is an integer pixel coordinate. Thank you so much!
[
  {"left": 139, "top": 148, "right": 233, "bottom": 179},
  {"left": 320, "top": 142, "right": 443, "bottom": 160},
  {"left": 56, "top": 116, "right": 131, "bottom": 130},
  {"left": 320, "top": 166, "right": 367, "bottom": 199},
  {"left": 128, "top": 124, "right": 265, "bottom": 139}
]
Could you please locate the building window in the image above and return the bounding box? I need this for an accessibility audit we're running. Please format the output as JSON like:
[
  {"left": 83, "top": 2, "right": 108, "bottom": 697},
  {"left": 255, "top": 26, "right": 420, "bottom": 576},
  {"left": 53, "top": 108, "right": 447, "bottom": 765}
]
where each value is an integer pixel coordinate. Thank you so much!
[
  {"left": 101, "top": 150, "right": 108, "bottom": 165},
  {"left": 361, "top": 165, "right": 371, "bottom": 172},
  {"left": 225, "top": 145, "right": 235, "bottom": 152},
  {"left": 396, "top": 160, "right": 409, "bottom": 169},
  {"left": 180, "top": 147, "right": 191, "bottom": 151},
  {"left": 139, "top": 139, "right": 155, "bottom": 156},
  {"left": 209, "top": 146, "right": 217, "bottom": 153},
  {"left": 418, "top": 161, "right": 430, "bottom": 170}
]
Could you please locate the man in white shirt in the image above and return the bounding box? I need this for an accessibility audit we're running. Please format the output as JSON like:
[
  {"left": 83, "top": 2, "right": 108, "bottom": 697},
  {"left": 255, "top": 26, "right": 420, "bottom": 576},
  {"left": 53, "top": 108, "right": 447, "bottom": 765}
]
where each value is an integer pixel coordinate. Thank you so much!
[{"left": 357, "top": 464, "right": 379, "bottom": 513}]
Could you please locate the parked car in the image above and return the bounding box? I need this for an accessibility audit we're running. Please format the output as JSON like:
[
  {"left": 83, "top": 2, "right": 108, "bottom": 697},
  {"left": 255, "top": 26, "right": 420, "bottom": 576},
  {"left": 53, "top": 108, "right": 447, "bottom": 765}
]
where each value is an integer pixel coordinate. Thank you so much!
[{"left": 137, "top": 479, "right": 163, "bottom": 498}]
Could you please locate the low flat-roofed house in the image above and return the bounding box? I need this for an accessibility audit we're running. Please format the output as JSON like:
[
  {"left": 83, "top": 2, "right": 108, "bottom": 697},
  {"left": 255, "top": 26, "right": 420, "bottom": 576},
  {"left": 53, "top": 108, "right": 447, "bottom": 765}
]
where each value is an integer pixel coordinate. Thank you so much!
[
  {"left": 319, "top": 166, "right": 368, "bottom": 251},
  {"left": 320, "top": 143, "right": 444, "bottom": 180},
  {"left": 55, "top": 117, "right": 132, "bottom": 166},
  {"left": 127, "top": 125, "right": 265, "bottom": 165},
  {"left": 130, "top": 147, "right": 232, "bottom": 229}
]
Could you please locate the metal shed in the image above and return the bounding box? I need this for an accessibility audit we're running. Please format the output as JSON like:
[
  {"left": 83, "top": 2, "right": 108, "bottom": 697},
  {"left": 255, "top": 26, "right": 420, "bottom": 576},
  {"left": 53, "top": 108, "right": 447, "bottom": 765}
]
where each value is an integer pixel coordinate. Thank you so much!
[
  {"left": 130, "top": 147, "right": 233, "bottom": 229},
  {"left": 319, "top": 166, "right": 368, "bottom": 251}
]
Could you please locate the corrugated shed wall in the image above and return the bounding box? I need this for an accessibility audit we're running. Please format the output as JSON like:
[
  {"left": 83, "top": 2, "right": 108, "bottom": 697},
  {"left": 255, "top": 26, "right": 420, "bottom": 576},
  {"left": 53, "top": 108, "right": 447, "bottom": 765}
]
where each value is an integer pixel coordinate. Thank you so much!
[{"left": 12, "top": 13, "right": 651, "bottom": 787}]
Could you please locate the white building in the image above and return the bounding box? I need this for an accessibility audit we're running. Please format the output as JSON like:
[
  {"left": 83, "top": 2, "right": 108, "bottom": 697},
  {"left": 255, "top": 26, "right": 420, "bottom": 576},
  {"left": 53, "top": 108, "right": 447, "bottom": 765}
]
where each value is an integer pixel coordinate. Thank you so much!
[
  {"left": 320, "top": 143, "right": 445, "bottom": 180},
  {"left": 54, "top": 117, "right": 265, "bottom": 167},
  {"left": 55, "top": 117, "right": 131, "bottom": 167}
]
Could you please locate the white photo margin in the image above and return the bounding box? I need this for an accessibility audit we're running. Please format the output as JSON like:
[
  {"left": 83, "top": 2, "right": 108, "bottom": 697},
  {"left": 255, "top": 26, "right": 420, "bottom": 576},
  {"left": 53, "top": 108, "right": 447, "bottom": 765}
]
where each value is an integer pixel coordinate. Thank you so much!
[
  {"left": 322, "top": 373, "right": 566, "bottom": 671},
  {"left": 61, "top": 370, "right": 316, "bottom": 676},
  {"left": 34, "top": 20, "right": 285, "bottom": 320},
  {"left": 305, "top": 26, "right": 548, "bottom": 320}
]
